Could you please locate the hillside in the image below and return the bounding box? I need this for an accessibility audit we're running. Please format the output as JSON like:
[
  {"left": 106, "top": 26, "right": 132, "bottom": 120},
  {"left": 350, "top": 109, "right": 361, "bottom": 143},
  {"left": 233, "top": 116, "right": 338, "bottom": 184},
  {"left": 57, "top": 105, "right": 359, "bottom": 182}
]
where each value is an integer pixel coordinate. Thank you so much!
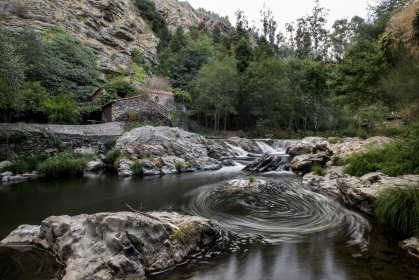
[
  {"left": 385, "top": 0, "right": 419, "bottom": 56},
  {"left": 0, "top": 0, "right": 231, "bottom": 74}
]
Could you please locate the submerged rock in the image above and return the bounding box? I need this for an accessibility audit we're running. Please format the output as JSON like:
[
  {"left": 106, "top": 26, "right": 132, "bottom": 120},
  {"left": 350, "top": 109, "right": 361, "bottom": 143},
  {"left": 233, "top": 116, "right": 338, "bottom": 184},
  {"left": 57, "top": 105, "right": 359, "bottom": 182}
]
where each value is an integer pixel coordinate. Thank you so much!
[
  {"left": 1, "top": 212, "right": 223, "bottom": 280},
  {"left": 115, "top": 126, "right": 228, "bottom": 176}
]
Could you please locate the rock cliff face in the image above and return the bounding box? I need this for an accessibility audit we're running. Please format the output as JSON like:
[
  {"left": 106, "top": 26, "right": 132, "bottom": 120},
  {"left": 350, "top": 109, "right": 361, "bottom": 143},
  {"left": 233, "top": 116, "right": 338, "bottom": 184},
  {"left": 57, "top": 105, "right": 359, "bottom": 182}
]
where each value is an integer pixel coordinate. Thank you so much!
[
  {"left": 154, "top": 0, "right": 231, "bottom": 34},
  {"left": 0, "top": 0, "right": 232, "bottom": 75},
  {"left": 0, "top": 0, "right": 158, "bottom": 74}
]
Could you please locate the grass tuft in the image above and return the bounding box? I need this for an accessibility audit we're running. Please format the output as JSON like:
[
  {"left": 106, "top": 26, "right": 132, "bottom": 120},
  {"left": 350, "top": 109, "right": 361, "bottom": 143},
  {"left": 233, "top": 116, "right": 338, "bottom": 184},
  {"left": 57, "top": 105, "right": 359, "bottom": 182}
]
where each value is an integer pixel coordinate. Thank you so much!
[
  {"left": 311, "top": 163, "right": 326, "bottom": 176},
  {"left": 175, "top": 161, "right": 184, "bottom": 172},
  {"left": 331, "top": 155, "right": 347, "bottom": 166},
  {"left": 131, "top": 161, "right": 143, "bottom": 176},
  {"left": 171, "top": 221, "right": 205, "bottom": 244},
  {"left": 103, "top": 149, "right": 122, "bottom": 169},
  {"left": 248, "top": 175, "right": 256, "bottom": 184},
  {"left": 373, "top": 186, "right": 419, "bottom": 236}
]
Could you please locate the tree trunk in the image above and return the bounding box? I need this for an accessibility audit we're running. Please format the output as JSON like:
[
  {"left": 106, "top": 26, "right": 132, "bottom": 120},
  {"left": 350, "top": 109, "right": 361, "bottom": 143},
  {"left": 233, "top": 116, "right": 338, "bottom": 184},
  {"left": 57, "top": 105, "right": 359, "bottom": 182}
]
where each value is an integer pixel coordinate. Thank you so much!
[{"left": 224, "top": 111, "right": 227, "bottom": 132}]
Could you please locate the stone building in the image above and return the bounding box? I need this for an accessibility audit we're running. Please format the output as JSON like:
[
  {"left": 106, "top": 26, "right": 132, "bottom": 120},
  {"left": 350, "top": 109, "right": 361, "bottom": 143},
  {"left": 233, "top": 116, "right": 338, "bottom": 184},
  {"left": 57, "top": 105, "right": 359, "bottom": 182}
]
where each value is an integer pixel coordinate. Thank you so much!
[{"left": 102, "top": 96, "right": 171, "bottom": 126}]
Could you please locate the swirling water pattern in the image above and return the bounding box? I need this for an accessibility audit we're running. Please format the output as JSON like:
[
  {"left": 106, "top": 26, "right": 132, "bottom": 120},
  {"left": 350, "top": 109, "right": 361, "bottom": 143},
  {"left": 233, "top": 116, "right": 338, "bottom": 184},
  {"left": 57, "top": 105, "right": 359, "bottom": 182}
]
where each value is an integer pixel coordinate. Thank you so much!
[{"left": 184, "top": 177, "right": 370, "bottom": 247}]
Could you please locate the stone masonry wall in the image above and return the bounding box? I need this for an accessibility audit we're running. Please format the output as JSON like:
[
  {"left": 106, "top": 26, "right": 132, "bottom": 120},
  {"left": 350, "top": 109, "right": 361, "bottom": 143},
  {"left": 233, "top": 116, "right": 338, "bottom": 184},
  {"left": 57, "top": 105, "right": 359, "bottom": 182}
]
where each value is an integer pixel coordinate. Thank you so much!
[
  {"left": 0, "top": 123, "right": 125, "bottom": 160},
  {"left": 110, "top": 97, "right": 172, "bottom": 126}
]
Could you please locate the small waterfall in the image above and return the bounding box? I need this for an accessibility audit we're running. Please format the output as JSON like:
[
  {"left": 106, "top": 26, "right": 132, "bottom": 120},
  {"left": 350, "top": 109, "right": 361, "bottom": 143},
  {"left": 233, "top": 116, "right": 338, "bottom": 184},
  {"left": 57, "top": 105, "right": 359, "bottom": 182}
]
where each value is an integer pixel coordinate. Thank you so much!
[
  {"left": 224, "top": 142, "right": 249, "bottom": 157},
  {"left": 255, "top": 141, "right": 277, "bottom": 154},
  {"left": 255, "top": 139, "right": 301, "bottom": 155},
  {"left": 273, "top": 140, "right": 300, "bottom": 153}
]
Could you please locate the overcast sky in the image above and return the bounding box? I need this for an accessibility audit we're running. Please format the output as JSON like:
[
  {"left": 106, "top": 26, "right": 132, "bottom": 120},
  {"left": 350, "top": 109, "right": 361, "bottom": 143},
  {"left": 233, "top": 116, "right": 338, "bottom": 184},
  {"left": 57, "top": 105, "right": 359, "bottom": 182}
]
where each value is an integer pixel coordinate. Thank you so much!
[{"left": 187, "top": 0, "right": 373, "bottom": 30}]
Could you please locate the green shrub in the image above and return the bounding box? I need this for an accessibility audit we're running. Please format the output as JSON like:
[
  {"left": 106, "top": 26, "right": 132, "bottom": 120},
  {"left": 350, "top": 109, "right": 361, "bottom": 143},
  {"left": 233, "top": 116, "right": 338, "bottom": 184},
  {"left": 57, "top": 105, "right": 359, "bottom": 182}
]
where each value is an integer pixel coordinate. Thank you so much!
[
  {"left": 105, "top": 80, "right": 140, "bottom": 98},
  {"left": 311, "top": 163, "right": 326, "bottom": 176},
  {"left": 185, "top": 161, "right": 193, "bottom": 169},
  {"left": 131, "top": 62, "right": 148, "bottom": 84},
  {"left": 79, "top": 105, "right": 101, "bottom": 123},
  {"left": 248, "top": 175, "right": 256, "bottom": 184},
  {"left": 331, "top": 156, "right": 347, "bottom": 166},
  {"left": 373, "top": 186, "right": 419, "bottom": 235},
  {"left": 104, "top": 139, "right": 116, "bottom": 152},
  {"left": 42, "top": 93, "right": 81, "bottom": 124},
  {"left": 175, "top": 161, "right": 184, "bottom": 172},
  {"left": 96, "top": 91, "right": 119, "bottom": 107},
  {"left": 37, "top": 151, "right": 88, "bottom": 178},
  {"left": 103, "top": 149, "right": 122, "bottom": 167},
  {"left": 3, "top": 152, "right": 49, "bottom": 174},
  {"left": 173, "top": 88, "right": 192, "bottom": 105},
  {"left": 131, "top": 161, "right": 143, "bottom": 176}
]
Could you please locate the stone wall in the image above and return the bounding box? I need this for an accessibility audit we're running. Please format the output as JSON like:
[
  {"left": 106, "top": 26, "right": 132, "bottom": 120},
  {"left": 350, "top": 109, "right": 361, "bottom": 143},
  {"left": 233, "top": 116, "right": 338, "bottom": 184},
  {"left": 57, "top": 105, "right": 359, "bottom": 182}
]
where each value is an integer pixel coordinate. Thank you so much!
[
  {"left": 104, "top": 96, "right": 172, "bottom": 126},
  {"left": 0, "top": 123, "right": 125, "bottom": 160}
]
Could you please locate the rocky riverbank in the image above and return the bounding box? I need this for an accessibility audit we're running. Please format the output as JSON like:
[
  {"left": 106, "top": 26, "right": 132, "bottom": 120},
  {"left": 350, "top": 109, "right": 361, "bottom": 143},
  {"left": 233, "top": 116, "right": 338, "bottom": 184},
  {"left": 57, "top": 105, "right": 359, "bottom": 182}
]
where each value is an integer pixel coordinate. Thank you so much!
[
  {"left": 283, "top": 136, "right": 419, "bottom": 263},
  {"left": 0, "top": 211, "right": 224, "bottom": 280}
]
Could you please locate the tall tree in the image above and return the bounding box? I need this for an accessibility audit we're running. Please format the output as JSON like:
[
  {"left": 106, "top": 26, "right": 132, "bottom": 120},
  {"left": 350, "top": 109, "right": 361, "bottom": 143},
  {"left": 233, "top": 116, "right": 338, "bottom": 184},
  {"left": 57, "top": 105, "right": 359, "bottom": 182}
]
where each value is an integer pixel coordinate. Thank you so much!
[{"left": 193, "top": 54, "right": 239, "bottom": 132}]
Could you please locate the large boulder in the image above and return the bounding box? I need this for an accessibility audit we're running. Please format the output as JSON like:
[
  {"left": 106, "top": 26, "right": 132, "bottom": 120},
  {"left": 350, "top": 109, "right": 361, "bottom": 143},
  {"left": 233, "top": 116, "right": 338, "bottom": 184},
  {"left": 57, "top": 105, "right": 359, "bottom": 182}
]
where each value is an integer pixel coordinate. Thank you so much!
[
  {"left": 115, "top": 126, "right": 228, "bottom": 176},
  {"left": 286, "top": 137, "right": 332, "bottom": 157},
  {"left": 1, "top": 212, "right": 223, "bottom": 280},
  {"left": 285, "top": 137, "right": 332, "bottom": 174}
]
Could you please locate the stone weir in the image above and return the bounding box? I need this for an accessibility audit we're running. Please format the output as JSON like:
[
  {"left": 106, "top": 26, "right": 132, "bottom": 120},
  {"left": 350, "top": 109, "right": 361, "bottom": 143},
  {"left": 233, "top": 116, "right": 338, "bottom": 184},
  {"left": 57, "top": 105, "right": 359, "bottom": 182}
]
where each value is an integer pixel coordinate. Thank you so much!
[
  {"left": 0, "top": 211, "right": 224, "bottom": 280},
  {"left": 0, "top": 122, "right": 125, "bottom": 160}
]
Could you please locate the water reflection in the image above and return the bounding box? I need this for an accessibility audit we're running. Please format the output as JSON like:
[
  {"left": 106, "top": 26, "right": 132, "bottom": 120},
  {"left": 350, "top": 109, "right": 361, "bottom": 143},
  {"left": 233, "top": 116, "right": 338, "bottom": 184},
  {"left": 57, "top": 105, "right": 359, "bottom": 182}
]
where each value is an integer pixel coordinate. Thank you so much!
[{"left": 0, "top": 166, "right": 418, "bottom": 280}]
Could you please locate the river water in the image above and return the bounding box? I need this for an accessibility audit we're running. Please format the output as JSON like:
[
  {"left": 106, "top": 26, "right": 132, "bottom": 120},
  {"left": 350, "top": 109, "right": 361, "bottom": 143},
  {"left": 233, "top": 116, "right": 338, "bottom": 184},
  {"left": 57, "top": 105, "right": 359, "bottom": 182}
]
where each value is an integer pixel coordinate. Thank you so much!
[{"left": 0, "top": 164, "right": 418, "bottom": 279}]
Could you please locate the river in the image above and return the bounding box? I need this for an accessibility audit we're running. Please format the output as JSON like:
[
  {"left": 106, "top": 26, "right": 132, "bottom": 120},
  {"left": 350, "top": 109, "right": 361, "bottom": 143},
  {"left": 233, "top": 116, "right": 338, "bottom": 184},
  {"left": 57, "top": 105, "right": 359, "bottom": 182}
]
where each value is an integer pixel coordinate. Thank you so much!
[{"left": 0, "top": 164, "right": 418, "bottom": 279}]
